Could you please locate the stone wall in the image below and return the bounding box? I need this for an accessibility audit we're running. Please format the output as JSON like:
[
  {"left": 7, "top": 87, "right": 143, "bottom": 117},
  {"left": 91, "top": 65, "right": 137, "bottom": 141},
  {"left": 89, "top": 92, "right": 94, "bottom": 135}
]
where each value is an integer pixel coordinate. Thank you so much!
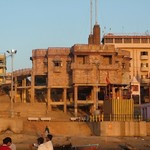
[
  {"left": 0, "top": 117, "right": 149, "bottom": 137},
  {"left": 99, "top": 121, "right": 147, "bottom": 137},
  {"left": 0, "top": 118, "right": 23, "bottom": 133},
  {"left": 147, "top": 122, "right": 150, "bottom": 136}
]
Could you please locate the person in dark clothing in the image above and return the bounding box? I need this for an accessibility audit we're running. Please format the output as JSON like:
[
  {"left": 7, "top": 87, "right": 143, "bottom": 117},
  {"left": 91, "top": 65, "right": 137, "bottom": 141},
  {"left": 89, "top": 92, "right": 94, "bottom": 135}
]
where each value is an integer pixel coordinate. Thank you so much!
[{"left": 45, "top": 126, "right": 50, "bottom": 136}]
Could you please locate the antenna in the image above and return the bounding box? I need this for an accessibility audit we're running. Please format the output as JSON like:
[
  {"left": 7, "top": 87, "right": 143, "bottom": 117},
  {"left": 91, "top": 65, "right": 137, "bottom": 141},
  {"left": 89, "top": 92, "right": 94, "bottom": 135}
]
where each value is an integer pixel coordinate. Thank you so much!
[
  {"left": 90, "top": 0, "right": 93, "bottom": 34},
  {"left": 95, "top": 0, "right": 98, "bottom": 25}
]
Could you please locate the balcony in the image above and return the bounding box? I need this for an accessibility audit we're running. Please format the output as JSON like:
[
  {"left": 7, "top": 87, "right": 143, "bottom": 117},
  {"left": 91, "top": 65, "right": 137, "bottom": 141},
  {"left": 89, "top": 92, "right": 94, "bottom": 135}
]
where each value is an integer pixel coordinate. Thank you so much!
[
  {"left": 140, "top": 55, "right": 148, "bottom": 60},
  {"left": 141, "top": 67, "right": 149, "bottom": 72}
]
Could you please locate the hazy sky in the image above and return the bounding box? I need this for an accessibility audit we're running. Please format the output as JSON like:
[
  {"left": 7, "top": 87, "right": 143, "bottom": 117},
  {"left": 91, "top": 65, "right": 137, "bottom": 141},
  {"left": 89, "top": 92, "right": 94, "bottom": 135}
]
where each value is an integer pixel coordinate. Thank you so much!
[{"left": 0, "top": 0, "right": 150, "bottom": 72}]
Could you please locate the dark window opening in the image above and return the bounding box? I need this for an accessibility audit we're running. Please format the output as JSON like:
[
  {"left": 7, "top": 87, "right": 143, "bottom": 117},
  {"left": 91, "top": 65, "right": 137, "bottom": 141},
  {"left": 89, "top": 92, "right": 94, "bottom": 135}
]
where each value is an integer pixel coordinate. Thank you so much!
[
  {"left": 115, "top": 38, "right": 122, "bottom": 43},
  {"left": 124, "top": 38, "right": 131, "bottom": 43},
  {"left": 77, "top": 55, "right": 89, "bottom": 64},
  {"left": 103, "top": 55, "right": 112, "bottom": 65},
  {"left": 51, "top": 88, "right": 63, "bottom": 102},
  {"left": 35, "top": 75, "right": 47, "bottom": 86},
  {"left": 141, "top": 51, "right": 148, "bottom": 56},
  {"left": 105, "top": 38, "right": 113, "bottom": 43},
  {"left": 122, "top": 63, "right": 125, "bottom": 69},
  {"left": 53, "top": 60, "right": 62, "bottom": 67},
  {"left": 78, "top": 86, "right": 92, "bottom": 100},
  {"left": 133, "top": 38, "right": 140, "bottom": 43}
]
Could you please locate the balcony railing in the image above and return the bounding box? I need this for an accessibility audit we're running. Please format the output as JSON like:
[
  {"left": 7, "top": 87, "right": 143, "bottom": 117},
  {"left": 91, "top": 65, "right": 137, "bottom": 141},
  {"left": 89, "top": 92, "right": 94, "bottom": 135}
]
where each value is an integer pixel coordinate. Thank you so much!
[
  {"left": 141, "top": 67, "right": 149, "bottom": 71},
  {"left": 140, "top": 55, "right": 148, "bottom": 60}
]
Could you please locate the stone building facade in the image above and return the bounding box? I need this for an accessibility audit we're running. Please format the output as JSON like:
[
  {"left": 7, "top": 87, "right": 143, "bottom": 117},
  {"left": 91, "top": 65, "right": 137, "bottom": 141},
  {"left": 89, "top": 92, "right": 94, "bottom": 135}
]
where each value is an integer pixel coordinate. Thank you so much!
[{"left": 11, "top": 24, "right": 131, "bottom": 116}]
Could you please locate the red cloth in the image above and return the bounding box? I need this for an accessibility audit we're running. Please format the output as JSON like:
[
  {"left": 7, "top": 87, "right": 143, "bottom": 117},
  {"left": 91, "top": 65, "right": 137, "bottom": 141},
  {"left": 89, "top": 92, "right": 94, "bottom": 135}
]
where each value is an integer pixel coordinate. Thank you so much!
[
  {"left": 106, "top": 76, "right": 110, "bottom": 84},
  {"left": 106, "top": 71, "right": 111, "bottom": 84},
  {"left": 0, "top": 145, "right": 11, "bottom": 150}
]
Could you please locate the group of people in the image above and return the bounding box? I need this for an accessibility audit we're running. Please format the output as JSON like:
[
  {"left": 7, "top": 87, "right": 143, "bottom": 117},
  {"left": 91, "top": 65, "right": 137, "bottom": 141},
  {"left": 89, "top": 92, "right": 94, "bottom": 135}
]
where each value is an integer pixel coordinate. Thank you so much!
[
  {"left": 0, "top": 126, "right": 53, "bottom": 150},
  {"left": 0, "top": 137, "right": 16, "bottom": 150},
  {"left": 34, "top": 134, "right": 53, "bottom": 150},
  {"left": 30, "top": 126, "right": 53, "bottom": 150}
]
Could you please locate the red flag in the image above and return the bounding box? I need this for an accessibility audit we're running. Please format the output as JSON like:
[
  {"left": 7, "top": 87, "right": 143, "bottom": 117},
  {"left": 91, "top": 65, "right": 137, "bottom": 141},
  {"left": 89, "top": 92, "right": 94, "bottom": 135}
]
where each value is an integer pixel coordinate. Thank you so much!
[{"left": 106, "top": 72, "right": 111, "bottom": 84}]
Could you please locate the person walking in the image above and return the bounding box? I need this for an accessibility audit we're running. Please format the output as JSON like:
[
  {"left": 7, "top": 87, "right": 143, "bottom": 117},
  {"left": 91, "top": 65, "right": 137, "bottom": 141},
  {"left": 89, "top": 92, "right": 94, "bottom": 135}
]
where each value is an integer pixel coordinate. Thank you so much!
[{"left": 44, "top": 126, "right": 50, "bottom": 136}]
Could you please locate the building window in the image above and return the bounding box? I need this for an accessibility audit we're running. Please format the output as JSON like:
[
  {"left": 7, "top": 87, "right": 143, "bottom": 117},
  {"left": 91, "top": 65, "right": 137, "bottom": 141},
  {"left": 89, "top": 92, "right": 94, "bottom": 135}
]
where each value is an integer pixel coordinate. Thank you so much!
[
  {"left": 115, "top": 38, "right": 122, "bottom": 43},
  {"left": 77, "top": 55, "right": 89, "bottom": 64},
  {"left": 141, "top": 51, "right": 148, "bottom": 56},
  {"left": 103, "top": 55, "right": 112, "bottom": 65},
  {"left": 141, "top": 38, "right": 148, "bottom": 43},
  {"left": 124, "top": 38, "right": 131, "bottom": 43},
  {"left": 141, "top": 75, "right": 148, "bottom": 79},
  {"left": 105, "top": 38, "right": 113, "bottom": 43},
  {"left": 53, "top": 60, "right": 62, "bottom": 67},
  {"left": 133, "top": 38, "right": 140, "bottom": 43},
  {"left": 141, "top": 63, "right": 148, "bottom": 67},
  {"left": 122, "top": 63, "right": 125, "bottom": 69},
  {"left": 35, "top": 75, "right": 47, "bottom": 86}
]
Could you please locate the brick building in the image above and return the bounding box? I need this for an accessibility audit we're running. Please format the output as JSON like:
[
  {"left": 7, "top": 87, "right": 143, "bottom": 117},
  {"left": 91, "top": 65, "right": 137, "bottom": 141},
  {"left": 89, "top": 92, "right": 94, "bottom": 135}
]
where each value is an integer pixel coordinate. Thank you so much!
[{"left": 11, "top": 24, "right": 131, "bottom": 116}]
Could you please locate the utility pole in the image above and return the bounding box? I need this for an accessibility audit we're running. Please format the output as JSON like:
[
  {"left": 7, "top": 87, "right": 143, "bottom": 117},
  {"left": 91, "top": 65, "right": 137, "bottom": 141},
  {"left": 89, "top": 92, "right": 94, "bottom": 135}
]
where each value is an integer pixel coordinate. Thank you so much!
[{"left": 7, "top": 49, "right": 17, "bottom": 118}]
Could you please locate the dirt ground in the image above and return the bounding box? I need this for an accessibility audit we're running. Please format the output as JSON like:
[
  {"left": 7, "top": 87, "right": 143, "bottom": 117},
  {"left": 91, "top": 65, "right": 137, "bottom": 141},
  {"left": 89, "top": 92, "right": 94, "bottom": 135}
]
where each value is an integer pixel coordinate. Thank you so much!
[
  {"left": 0, "top": 128, "right": 150, "bottom": 150},
  {"left": 1, "top": 133, "right": 150, "bottom": 150}
]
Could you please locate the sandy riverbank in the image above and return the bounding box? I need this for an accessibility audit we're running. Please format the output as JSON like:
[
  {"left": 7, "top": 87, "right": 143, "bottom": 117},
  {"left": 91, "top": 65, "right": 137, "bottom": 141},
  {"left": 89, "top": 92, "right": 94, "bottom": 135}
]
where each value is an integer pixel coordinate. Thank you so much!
[{"left": 0, "top": 132, "right": 150, "bottom": 150}]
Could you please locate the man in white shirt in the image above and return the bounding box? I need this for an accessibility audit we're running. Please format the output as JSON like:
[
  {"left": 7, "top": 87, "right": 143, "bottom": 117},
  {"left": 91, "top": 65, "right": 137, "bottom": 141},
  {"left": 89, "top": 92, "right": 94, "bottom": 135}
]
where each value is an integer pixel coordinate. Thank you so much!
[{"left": 44, "top": 134, "right": 53, "bottom": 150}]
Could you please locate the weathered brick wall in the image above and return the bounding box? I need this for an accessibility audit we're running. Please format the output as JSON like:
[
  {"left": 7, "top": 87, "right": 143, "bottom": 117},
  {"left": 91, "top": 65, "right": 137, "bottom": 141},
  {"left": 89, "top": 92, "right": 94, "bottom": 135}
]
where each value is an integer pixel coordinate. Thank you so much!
[
  {"left": 0, "top": 118, "right": 23, "bottom": 133},
  {"left": 32, "top": 49, "right": 47, "bottom": 75},
  {"left": 47, "top": 48, "right": 70, "bottom": 86},
  {"left": 72, "top": 44, "right": 129, "bottom": 85}
]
